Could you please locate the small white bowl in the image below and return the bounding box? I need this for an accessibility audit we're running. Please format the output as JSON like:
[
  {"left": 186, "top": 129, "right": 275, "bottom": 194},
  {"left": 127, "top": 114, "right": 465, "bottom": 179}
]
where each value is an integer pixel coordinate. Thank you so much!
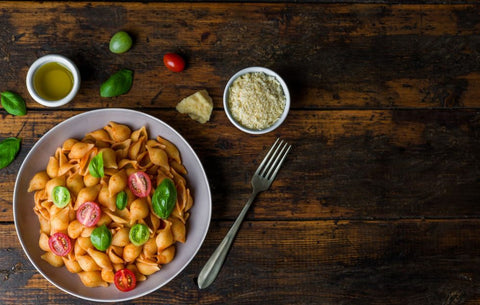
[
  {"left": 223, "top": 67, "right": 290, "bottom": 134},
  {"left": 26, "top": 54, "right": 81, "bottom": 107}
]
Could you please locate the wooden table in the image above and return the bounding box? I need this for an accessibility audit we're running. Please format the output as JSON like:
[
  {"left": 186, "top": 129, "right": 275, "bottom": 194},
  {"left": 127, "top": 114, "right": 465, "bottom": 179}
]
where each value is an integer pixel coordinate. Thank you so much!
[{"left": 2, "top": 2, "right": 480, "bottom": 304}]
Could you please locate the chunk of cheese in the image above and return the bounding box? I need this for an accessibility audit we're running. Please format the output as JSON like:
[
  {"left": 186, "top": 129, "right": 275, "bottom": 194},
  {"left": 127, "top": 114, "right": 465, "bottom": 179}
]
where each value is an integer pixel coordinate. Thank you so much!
[{"left": 176, "top": 90, "right": 213, "bottom": 124}]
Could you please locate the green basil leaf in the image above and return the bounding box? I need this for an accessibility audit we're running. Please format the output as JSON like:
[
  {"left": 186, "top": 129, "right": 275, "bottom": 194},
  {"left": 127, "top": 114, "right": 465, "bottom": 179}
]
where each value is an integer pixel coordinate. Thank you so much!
[
  {"left": 1, "top": 91, "right": 26, "bottom": 116},
  {"left": 0, "top": 137, "right": 21, "bottom": 169},
  {"left": 116, "top": 190, "right": 127, "bottom": 210},
  {"left": 100, "top": 69, "right": 133, "bottom": 97},
  {"left": 152, "top": 178, "right": 177, "bottom": 219},
  {"left": 90, "top": 224, "right": 112, "bottom": 251},
  {"left": 88, "top": 152, "right": 104, "bottom": 178}
]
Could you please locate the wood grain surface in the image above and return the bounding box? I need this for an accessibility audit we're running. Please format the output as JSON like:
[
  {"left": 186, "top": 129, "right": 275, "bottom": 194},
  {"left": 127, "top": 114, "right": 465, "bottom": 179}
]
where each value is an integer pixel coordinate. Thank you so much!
[{"left": 1, "top": 2, "right": 480, "bottom": 305}]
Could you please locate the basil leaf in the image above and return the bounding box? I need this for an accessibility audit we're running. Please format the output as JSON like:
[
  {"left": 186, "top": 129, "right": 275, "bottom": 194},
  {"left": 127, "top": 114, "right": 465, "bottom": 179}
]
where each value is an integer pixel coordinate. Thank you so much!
[
  {"left": 152, "top": 178, "right": 177, "bottom": 219},
  {"left": 90, "top": 224, "right": 112, "bottom": 251},
  {"left": 100, "top": 69, "right": 133, "bottom": 97},
  {"left": 116, "top": 190, "right": 127, "bottom": 210},
  {"left": 88, "top": 152, "right": 104, "bottom": 178},
  {"left": 0, "top": 137, "right": 21, "bottom": 169},
  {"left": 1, "top": 91, "right": 26, "bottom": 116}
]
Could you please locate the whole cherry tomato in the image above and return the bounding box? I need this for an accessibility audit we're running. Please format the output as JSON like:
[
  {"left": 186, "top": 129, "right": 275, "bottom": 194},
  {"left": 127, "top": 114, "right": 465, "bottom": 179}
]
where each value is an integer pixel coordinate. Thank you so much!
[{"left": 163, "top": 53, "right": 185, "bottom": 72}]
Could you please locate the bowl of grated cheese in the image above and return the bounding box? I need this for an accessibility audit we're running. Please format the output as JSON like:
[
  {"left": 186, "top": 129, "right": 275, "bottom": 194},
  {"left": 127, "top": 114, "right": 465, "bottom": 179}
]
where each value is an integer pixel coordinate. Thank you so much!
[{"left": 223, "top": 67, "right": 290, "bottom": 134}]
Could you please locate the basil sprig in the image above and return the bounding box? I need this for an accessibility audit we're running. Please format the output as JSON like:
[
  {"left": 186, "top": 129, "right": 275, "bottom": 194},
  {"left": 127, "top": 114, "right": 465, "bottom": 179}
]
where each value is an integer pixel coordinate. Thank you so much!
[
  {"left": 88, "top": 152, "right": 104, "bottom": 178},
  {"left": 100, "top": 69, "right": 133, "bottom": 97},
  {"left": 1, "top": 91, "right": 26, "bottom": 116},
  {"left": 0, "top": 137, "right": 21, "bottom": 169},
  {"left": 152, "top": 178, "right": 177, "bottom": 219}
]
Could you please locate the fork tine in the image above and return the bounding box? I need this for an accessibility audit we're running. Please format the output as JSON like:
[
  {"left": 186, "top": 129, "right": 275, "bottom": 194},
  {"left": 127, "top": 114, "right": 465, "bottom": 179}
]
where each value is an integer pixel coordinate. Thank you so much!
[
  {"left": 265, "top": 142, "right": 291, "bottom": 181},
  {"left": 259, "top": 139, "right": 285, "bottom": 177},
  {"left": 255, "top": 138, "right": 281, "bottom": 176}
]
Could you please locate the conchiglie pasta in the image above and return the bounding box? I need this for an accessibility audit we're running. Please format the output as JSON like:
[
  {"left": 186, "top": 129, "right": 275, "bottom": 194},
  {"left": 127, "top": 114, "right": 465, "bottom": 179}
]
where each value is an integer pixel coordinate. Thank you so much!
[
  {"left": 66, "top": 173, "right": 85, "bottom": 196},
  {"left": 29, "top": 123, "right": 194, "bottom": 289},
  {"left": 101, "top": 268, "right": 115, "bottom": 283},
  {"left": 74, "top": 184, "right": 102, "bottom": 209},
  {"left": 87, "top": 248, "right": 113, "bottom": 271},
  {"left": 130, "top": 198, "right": 149, "bottom": 222},
  {"left": 108, "top": 170, "right": 127, "bottom": 197},
  {"left": 156, "top": 220, "right": 174, "bottom": 250},
  {"left": 28, "top": 171, "right": 50, "bottom": 192},
  {"left": 104, "top": 121, "right": 131, "bottom": 142},
  {"left": 169, "top": 216, "right": 186, "bottom": 243},
  {"left": 68, "top": 142, "right": 95, "bottom": 159},
  {"left": 123, "top": 243, "right": 142, "bottom": 263},
  {"left": 41, "top": 251, "right": 64, "bottom": 267},
  {"left": 39, "top": 232, "right": 50, "bottom": 252},
  {"left": 78, "top": 271, "right": 108, "bottom": 287},
  {"left": 100, "top": 148, "right": 118, "bottom": 169},
  {"left": 111, "top": 227, "right": 130, "bottom": 247},
  {"left": 77, "top": 255, "right": 101, "bottom": 271},
  {"left": 157, "top": 245, "right": 176, "bottom": 265},
  {"left": 63, "top": 256, "right": 83, "bottom": 273},
  {"left": 136, "top": 258, "right": 160, "bottom": 275},
  {"left": 67, "top": 220, "right": 85, "bottom": 239}
]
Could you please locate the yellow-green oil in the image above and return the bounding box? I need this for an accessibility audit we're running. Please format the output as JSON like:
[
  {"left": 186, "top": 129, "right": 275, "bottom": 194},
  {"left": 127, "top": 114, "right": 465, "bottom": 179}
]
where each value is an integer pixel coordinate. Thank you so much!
[{"left": 34, "top": 62, "right": 73, "bottom": 101}]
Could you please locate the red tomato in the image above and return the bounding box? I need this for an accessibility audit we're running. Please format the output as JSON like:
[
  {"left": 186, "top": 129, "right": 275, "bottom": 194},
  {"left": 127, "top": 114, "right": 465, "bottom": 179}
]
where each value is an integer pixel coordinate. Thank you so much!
[
  {"left": 114, "top": 269, "right": 136, "bottom": 292},
  {"left": 48, "top": 232, "right": 72, "bottom": 256},
  {"left": 128, "top": 171, "right": 152, "bottom": 198},
  {"left": 76, "top": 201, "right": 101, "bottom": 227},
  {"left": 163, "top": 53, "right": 185, "bottom": 72}
]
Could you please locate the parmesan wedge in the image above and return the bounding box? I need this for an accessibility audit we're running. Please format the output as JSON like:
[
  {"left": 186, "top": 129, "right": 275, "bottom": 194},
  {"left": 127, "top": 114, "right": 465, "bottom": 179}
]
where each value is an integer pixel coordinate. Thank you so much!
[{"left": 176, "top": 90, "right": 213, "bottom": 124}]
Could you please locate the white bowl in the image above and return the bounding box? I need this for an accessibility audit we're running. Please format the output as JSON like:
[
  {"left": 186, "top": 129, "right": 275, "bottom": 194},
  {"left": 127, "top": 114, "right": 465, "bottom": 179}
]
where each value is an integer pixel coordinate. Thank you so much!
[
  {"left": 26, "top": 54, "right": 81, "bottom": 107},
  {"left": 223, "top": 67, "right": 290, "bottom": 134},
  {"left": 13, "top": 109, "right": 212, "bottom": 302}
]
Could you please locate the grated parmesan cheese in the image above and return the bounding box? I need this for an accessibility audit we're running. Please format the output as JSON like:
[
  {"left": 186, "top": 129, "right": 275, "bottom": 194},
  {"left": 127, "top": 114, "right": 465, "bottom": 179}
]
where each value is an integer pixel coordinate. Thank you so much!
[{"left": 228, "top": 72, "right": 286, "bottom": 130}]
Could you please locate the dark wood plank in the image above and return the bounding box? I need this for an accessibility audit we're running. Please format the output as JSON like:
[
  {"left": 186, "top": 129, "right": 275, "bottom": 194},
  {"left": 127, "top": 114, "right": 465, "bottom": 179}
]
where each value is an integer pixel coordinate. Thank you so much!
[
  {"left": 3, "top": 219, "right": 480, "bottom": 304},
  {"left": 2, "top": 109, "right": 480, "bottom": 221},
  {"left": 1, "top": 3, "right": 480, "bottom": 109}
]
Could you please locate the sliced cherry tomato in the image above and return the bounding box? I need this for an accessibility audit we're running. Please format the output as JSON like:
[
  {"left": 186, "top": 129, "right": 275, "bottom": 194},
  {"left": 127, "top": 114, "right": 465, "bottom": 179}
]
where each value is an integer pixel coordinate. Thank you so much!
[
  {"left": 76, "top": 201, "right": 101, "bottom": 227},
  {"left": 114, "top": 268, "right": 136, "bottom": 292},
  {"left": 128, "top": 171, "right": 152, "bottom": 198},
  {"left": 163, "top": 53, "right": 185, "bottom": 72},
  {"left": 129, "top": 223, "right": 150, "bottom": 246},
  {"left": 52, "top": 186, "right": 71, "bottom": 208},
  {"left": 48, "top": 232, "right": 72, "bottom": 256}
]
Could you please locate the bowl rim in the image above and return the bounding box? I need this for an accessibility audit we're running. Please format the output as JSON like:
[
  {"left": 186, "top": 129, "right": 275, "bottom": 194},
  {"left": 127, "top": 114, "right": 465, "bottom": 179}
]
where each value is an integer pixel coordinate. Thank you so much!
[
  {"left": 223, "top": 66, "right": 290, "bottom": 135},
  {"left": 13, "top": 108, "right": 212, "bottom": 302},
  {"left": 26, "top": 54, "right": 81, "bottom": 107}
]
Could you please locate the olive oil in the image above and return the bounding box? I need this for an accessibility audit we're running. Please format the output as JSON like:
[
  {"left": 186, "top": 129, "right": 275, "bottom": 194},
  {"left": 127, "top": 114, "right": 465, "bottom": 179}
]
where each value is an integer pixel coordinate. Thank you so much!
[{"left": 33, "top": 62, "right": 74, "bottom": 101}]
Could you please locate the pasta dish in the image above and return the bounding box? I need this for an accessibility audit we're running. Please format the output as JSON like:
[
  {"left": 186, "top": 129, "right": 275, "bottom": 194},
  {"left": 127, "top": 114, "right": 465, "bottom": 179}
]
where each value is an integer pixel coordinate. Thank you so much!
[{"left": 27, "top": 122, "right": 193, "bottom": 291}]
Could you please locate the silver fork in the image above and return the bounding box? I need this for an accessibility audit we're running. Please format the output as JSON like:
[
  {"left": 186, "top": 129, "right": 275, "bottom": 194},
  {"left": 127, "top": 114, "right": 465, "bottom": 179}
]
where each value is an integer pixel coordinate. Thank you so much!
[{"left": 197, "top": 138, "right": 292, "bottom": 289}]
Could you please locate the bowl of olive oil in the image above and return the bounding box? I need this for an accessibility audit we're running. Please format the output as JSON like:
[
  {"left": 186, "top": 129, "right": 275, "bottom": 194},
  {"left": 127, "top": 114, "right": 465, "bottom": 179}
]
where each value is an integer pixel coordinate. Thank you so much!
[{"left": 26, "top": 54, "right": 80, "bottom": 107}]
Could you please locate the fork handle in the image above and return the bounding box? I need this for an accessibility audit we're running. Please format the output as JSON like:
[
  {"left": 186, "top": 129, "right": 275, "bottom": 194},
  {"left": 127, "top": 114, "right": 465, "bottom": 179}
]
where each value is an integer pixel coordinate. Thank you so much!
[{"left": 197, "top": 190, "right": 258, "bottom": 289}]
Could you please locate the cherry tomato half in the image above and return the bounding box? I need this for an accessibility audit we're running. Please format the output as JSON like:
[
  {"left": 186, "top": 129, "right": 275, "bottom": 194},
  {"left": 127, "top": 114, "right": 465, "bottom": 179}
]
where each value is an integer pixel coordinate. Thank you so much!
[
  {"left": 76, "top": 201, "right": 101, "bottom": 227},
  {"left": 163, "top": 53, "right": 185, "bottom": 72},
  {"left": 48, "top": 232, "right": 72, "bottom": 256},
  {"left": 114, "top": 269, "right": 136, "bottom": 292},
  {"left": 129, "top": 223, "right": 150, "bottom": 246},
  {"left": 128, "top": 171, "right": 152, "bottom": 198},
  {"left": 52, "top": 185, "right": 71, "bottom": 208}
]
